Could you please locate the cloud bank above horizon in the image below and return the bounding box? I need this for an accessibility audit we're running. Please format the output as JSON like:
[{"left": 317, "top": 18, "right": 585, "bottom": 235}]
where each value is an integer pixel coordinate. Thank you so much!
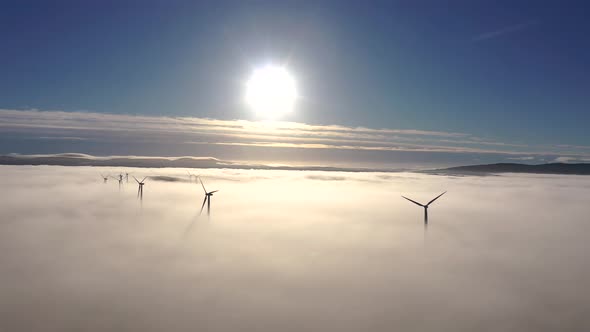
[
  {"left": 1, "top": 109, "right": 589, "bottom": 168},
  {"left": 1, "top": 165, "right": 590, "bottom": 331}
]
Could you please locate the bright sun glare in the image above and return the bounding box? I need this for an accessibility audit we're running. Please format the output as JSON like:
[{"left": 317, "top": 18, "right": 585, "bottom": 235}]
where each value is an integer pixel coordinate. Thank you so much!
[{"left": 245, "top": 65, "right": 297, "bottom": 118}]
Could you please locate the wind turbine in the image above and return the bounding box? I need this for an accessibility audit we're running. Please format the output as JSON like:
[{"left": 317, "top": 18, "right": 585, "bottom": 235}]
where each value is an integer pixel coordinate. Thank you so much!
[
  {"left": 100, "top": 173, "right": 108, "bottom": 183},
  {"left": 187, "top": 171, "right": 198, "bottom": 183},
  {"left": 125, "top": 172, "right": 129, "bottom": 183},
  {"left": 133, "top": 176, "right": 147, "bottom": 200},
  {"left": 402, "top": 191, "right": 446, "bottom": 225},
  {"left": 199, "top": 178, "right": 219, "bottom": 217},
  {"left": 110, "top": 174, "right": 124, "bottom": 190}
]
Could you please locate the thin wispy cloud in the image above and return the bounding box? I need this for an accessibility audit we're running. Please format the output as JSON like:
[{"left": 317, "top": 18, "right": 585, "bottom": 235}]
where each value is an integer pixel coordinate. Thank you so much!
[
  {"left": 553, "top": 156, "right": 590, "bottom": 163},
  {"left": 507, "top": 156, "right": 536, "bottom": 161},
  {"left": 36, "top": 136, "right": 88, "bottom": 141},
  {"left": 473, "top": 20, "right": 538, "bottom": 42},
  {"left": 198, "top": 141, "right": 557, "bottom": 156}
]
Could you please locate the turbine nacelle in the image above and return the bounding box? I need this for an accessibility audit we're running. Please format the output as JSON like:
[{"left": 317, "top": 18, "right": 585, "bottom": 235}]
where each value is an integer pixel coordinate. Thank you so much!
[{"left": 133, "top": 176, "right": 147, "bottom": 185}]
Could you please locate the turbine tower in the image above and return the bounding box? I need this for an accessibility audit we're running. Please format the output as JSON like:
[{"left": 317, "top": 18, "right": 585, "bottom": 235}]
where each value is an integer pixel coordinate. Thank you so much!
[
  {"left": 402, "top": 191, "right": 446, "bottom": 225},
  {"left": 133, "top": 176, "right": 147, "bottom": 200},
  {"left": 199, "top": 178, "right": 219, "bottom": 217}
]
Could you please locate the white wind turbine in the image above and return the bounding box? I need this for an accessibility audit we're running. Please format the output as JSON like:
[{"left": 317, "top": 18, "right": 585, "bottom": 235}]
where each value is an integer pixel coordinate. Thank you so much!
[{"left": 187, "top": 171, "right": 199, "bottom": 183}]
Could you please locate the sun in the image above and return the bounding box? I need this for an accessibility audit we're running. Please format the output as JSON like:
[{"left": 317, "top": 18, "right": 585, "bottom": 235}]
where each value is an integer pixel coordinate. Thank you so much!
[{"left": 245, "top": 65, "right": 297, "bottom": 118}]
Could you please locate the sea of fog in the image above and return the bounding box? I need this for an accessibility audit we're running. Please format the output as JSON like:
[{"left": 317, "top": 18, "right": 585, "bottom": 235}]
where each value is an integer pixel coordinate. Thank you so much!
[{"left": 1, "top": 165, "right": 589, "bottom": 331}]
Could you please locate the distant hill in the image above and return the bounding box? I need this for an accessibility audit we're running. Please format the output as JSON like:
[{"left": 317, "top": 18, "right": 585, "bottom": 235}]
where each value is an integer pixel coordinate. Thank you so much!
[
  {"left": 3, "top": 154, "right": 589, "bottom": 175},
  {"left": 433, "top": 163, "right": 590, "bottom": 175},
  {"left": 0, "top": 153, "right": 398, "bottom": 173}
]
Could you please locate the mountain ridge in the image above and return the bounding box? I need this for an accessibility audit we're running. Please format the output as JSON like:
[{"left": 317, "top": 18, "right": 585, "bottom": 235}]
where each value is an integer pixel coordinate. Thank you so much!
[
  {"left": 0, "top": 154, "right": 397, "bottom": 173},
  {"left": 2, "top": 154, "right": 590, "bottom": 175},
  {"left": 432, "top": 162, "right": 590, "bottom": 175}
]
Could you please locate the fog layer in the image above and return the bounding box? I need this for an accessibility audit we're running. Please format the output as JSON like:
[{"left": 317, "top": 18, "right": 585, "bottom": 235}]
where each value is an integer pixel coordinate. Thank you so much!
[{"left": 1, "top": 166, "right": 589, "bottom": 331}]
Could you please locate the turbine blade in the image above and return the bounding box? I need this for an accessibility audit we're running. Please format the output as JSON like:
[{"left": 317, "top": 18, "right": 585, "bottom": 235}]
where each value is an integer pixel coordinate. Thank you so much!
[
  {"left": 133, "top": 176, "right": 140, "bottom": 184},
  {"left": 199, "top": 178, "right": 207, "bottom": 194},
  {"left": 141, "top": 177, "right": 147, "bottom": 183},
  {"left": 199, "top": 196, "right": 207, "bottom": 215},
  {"left": 402, "top": 196, "right": 424, "bottom": 207},
  {"left": 426, "top": 191, "right": 447, "bottom": 206},
  {"left": 209, "top": 190, "right": 219, "bottom": 194},
  {"left": 137, "top": 186, "right": 140, "bottom": 198}
]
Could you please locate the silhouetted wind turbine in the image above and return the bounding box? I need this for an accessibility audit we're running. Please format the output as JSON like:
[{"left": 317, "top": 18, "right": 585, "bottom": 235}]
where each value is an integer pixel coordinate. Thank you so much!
[
  {"left": 110, "top": 174, "right": 123, "bottom": 190},
  {"left": 199, "top": 178, "right": 219, "bottom": 217},
  {"left": 402, "top": 191, "right": 446, "bottom": 225},
  {"left": 125, "top": 172, "right": 129, "bottom": 183},
  {"left": 133, "top": 176, "right": 147, "bottom": 200},
  {"left": 100, "top": 173, "right": 108, "bottom": 183}
]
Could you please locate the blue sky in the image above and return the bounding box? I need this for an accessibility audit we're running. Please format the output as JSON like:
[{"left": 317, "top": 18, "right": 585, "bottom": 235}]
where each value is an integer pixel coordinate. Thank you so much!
[{"left": 1, "top": 0, "right": 589, "bottom": 167}]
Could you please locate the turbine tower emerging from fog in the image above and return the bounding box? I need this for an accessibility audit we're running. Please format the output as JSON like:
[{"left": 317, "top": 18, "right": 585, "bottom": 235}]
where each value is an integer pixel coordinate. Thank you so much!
[
  {"left": 111, "top": 174, "right": 124, "bottom": 191},
  {"left": 133, "top": 176, "right": 147, "bottom": 200},
  {"left": 199, "top": 178, "right": 219, "bottom": 217},
  {"left": 125, "top": 172, "right": 129, "bottom": 183},
  {"left": 402, "top": 192, "right": 447, "bottom": 225}
]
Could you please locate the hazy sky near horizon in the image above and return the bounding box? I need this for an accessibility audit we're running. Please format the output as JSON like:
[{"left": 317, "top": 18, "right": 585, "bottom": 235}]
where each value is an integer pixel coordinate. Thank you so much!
[
  {"left": 1, "top": 1, "right": 589, "bottom": 166},
  {"left": 1, "top": 109, "right": 590, "bottom": 168},
  {"left": 1, "top": 165, "right": 590, "bottom": 331}
]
